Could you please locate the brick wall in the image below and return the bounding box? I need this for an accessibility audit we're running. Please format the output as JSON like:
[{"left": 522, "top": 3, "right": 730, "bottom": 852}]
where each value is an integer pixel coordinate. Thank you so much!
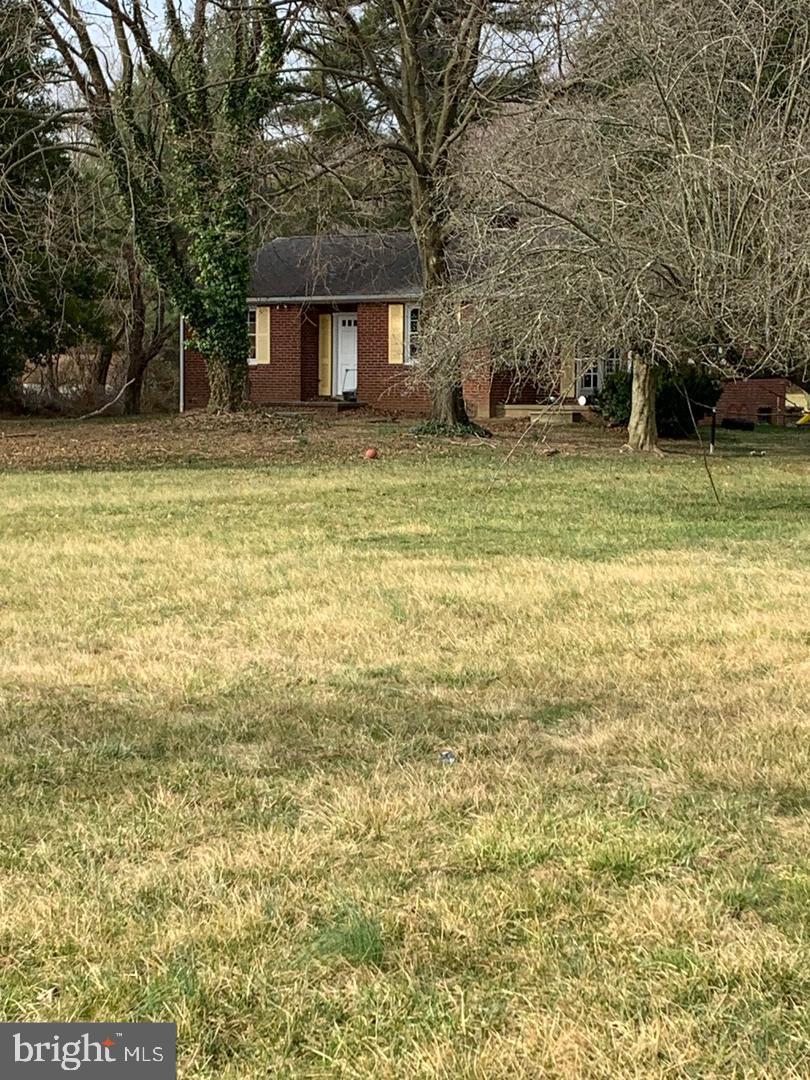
[
  {"left": 457, "top": 346, "right": 491, "bottom": 419},
  {"left": 349, "top": 304, "right": 557, "bottom": 418},
  {"left": 252, "top": 305, "right": 302, "bottom": 403},
  {"left": 716, "top": 378, "right": 789, "bottom": 425},
  {"left": 356, "top": 302, "right": 430, "bottom": 414},
  {"left": 462, "top": 373, "right": 493, "bottom": 419},
  {"left": 185, "top": 301, "right": 521, "bottom": 418},
  {"left": 464, "top": 366, "right": 563, "bottom": 419},
  {"left": 183, "top": 311, "right": 579, "bottom": 419},
  {"left": 182, "top": 305, "right": 304, "bottom": 408},
  {"left": 182, "top": 348, "right": 211, "bottom": 409},
  {"left": 300, "top": 309, "right": 321, "bottom": 400}
]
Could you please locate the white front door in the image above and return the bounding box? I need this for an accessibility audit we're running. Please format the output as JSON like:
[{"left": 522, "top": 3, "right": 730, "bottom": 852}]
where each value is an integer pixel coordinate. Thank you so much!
[{"left": 334, "top": 314, "right": 358, "bottom": 396}]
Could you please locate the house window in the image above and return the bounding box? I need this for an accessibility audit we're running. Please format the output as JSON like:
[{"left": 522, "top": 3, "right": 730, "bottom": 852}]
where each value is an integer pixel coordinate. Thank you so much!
[
  {"left": 405, "top": 304, "right": 420, "bottom": 364},
  {"left": 247, "top": 307, "right": 257, "bottom": 364},
  {"left": 576, "top": 355, "right": 626, "bottom": 399},
  {"left": 577, "top": 361, "right": 599, "bottom": 396}
]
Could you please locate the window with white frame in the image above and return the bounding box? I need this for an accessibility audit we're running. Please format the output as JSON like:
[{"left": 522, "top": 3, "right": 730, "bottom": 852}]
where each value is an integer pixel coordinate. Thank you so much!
[
  {"left": 577, "top": 355, "right": 627, "bottom": 399},
  {"left": 247, "top": 307, "right": 257, "bottom": 363},
  {"left": 405, "top": 304, "right": 420, "bottom": 364},
  {"left": 577, "top": 360, "right": 599, "bottom": 396}
]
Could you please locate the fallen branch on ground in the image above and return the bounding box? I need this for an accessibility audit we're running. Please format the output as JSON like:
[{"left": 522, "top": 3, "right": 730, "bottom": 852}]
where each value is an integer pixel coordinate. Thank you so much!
[{"left": 74, "top": 380, "right": 134, "bottom": 422}]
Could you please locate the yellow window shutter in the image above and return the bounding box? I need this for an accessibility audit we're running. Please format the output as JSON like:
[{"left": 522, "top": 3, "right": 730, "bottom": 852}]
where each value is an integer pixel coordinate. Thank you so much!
[
  {"left": 388, "top": 304, "right": 404, "bottom": 364},
  {"left": 318, "top": 314, "right": 332, "bottom": 395},
  {"left": 255, "top": 307, "right": 271, "bottom": 364}
]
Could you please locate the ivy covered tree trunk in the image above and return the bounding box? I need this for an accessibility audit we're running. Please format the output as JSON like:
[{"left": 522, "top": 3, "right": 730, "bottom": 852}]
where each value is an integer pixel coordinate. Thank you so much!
[
  {"left": 627, "top": 356, "right": 658, "bottom": 451},
  {"left": 206, "top": 358, "right": 245, "bottom": 412},
  {"left": 190, "top": 192, "right": 251, "bottom": 413}
]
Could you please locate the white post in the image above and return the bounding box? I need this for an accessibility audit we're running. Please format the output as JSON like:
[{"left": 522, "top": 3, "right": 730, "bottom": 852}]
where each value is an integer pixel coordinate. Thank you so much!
[{"left": 179, "top": 315, "right": 185, "bottom": 413}]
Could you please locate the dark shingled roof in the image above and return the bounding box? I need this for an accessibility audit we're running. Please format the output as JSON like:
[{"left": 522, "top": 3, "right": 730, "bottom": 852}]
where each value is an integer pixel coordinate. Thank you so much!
[{"left": 248, "top": 232, "right": 422, "bottom": 301}]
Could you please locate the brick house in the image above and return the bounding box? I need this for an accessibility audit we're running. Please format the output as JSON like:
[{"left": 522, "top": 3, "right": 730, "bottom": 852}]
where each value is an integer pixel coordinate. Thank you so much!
[
  {"left": 715, "top": 377, "right": 809, "bottom": 426},
  {"left": 180, "top": 232, "right": 586, "bottom": 419},
  {"left": 182, "top": 232, "right": 809, "bottom": 424},
  {"left": 181, "top": 233, "right": 430, "bottom": 414}
]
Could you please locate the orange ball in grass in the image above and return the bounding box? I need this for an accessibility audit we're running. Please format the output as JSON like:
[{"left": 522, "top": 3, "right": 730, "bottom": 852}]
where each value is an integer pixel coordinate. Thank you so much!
[{"left": 364, "top": 447, "right": 379, "bottom": 459}]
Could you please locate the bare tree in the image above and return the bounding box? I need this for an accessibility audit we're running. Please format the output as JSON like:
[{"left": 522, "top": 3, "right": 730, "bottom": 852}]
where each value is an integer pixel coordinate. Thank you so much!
[
  {"left": 34, "top": 0, "right": 285, "bottom": 412},
  {"left": 431, "top": 0, "right": 810, "bottom": 448}
]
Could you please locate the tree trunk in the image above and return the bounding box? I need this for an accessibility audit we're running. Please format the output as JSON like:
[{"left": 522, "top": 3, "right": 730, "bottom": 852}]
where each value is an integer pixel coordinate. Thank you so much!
[
  {"left": 119, "top": 243, "right": 175, "bottom": 416},
  {"left": 627, "top": 356, "right": 659, "bottom": 451},
  {"left": 43, "top": 356, "right": 60, "bottom": 404},
  {"left": 411, "top": 178, "right": 472, "bottom": 429},
  {"left": 122, "top": 364, "right": 145, "bottom": 415},
  {"left": 91, "top": 339, "right": 114, "bottom": 406},
  {"left": 431, "top": 383, "right": 471, "bottom": 428},
  {"left": 206, "top": 357, "right": 246, "bottom": 413}
]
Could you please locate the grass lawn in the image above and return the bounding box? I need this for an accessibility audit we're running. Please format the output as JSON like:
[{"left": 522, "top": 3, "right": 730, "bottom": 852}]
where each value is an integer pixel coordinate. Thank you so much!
[{"left": 1, "top": 416, "right": 809, "bottom": 1077}]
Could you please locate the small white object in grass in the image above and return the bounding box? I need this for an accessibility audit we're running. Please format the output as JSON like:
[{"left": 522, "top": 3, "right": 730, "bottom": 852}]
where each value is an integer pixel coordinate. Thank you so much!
[{"left": 439, "top": 749, "right": 457, "bottom": 765}]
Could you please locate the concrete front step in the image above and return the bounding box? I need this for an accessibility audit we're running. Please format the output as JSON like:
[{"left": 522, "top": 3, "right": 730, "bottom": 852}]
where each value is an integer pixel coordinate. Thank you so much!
[
  {"left": 499, "top": 403, "right": 590, "bottom": 424},
  {"left": 271, "top": 399, "right": 367, "bottom": 412}
]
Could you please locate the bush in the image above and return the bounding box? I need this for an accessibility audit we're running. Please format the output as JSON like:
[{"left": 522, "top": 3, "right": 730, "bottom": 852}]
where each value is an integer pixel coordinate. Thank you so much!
[
  {"left": 656, "top": 367, "right": 723, "bottom": 436},
  {"left": 594, "top": 364, "right": 723, "bottom": 437},
  {"left": 593, "top": 368, "right": 632, "bottom": 428}
]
